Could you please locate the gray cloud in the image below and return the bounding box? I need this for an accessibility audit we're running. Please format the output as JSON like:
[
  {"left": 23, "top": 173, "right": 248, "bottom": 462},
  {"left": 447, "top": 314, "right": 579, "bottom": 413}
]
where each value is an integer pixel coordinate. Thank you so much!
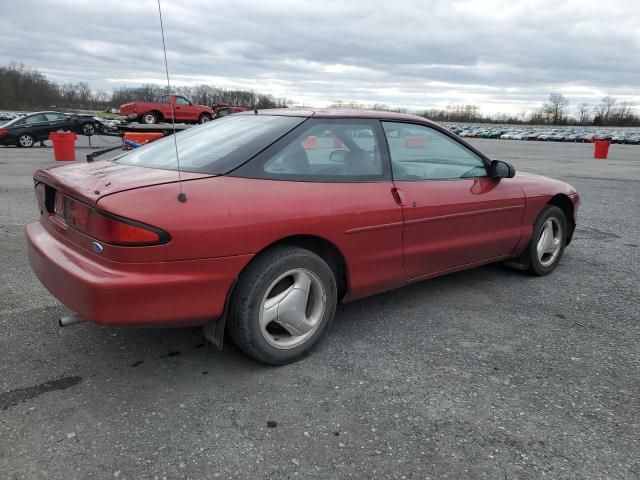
[{"left": 0, "top": 0, "right": 638, "bottom": 114}]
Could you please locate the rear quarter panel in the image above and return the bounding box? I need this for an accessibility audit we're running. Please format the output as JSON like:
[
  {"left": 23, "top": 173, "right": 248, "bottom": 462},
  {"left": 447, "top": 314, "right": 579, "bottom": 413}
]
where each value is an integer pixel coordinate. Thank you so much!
[{"left": 97, "top": 176, "right": 406, "bottom": 300}]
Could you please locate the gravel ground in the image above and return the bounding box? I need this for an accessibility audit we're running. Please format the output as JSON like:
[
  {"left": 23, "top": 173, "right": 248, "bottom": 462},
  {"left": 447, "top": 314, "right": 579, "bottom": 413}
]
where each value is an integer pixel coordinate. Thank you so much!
[{"left": 0, "top": 138, "right": 638, "bottom": 479}]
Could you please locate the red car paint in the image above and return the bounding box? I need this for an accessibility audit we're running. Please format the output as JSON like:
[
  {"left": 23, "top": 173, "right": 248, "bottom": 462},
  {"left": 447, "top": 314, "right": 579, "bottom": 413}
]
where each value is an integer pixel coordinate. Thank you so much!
[
  {"left": 25, "top": 109, "right": 580, "bottom": 327},
  {"left": 119, "top": 94, "right": 214, "bottom": 123}
]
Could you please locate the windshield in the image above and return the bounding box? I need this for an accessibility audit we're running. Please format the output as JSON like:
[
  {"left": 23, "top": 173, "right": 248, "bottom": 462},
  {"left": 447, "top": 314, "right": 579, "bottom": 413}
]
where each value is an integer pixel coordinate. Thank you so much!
[{"left": 111, "top": 114, "right": 305, "bottom": 174}]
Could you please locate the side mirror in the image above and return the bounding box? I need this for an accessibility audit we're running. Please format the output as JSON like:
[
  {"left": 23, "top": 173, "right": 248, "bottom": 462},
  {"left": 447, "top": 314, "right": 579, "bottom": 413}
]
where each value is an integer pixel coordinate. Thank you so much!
[
  {"left": 329, "top": 150, "right": 348, "bottom": 163},
  {"left": 491, "top": 160, "right": 516, "bottom": 179}
]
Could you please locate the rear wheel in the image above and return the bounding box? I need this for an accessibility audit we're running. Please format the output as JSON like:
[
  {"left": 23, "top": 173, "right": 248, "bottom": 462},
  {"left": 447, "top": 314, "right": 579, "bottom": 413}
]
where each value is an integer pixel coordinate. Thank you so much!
[
  {"left": 228, "top": 246, "right": 337, "bottom": 365},
  {"left": 17, "top": 133, "right": 35, "bottom": 148},
  {"left": 527, "top": 205, "right": 567, "bottom": 276},
  {"left": 141, "top": 112, "right": 158, "bottom": 124}
]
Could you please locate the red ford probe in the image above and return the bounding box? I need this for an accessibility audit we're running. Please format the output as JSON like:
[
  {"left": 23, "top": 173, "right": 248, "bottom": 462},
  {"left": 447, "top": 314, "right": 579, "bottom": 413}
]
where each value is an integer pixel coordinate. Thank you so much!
[{"left": 26, "top": 109, "right": 580, "bottom": 365}]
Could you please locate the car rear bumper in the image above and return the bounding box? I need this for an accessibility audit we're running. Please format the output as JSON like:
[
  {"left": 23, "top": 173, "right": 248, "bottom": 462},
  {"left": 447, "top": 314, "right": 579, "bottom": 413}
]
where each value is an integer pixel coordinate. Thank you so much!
[{"left": 26, "top": 221, "right": 252, "bottom": 326}]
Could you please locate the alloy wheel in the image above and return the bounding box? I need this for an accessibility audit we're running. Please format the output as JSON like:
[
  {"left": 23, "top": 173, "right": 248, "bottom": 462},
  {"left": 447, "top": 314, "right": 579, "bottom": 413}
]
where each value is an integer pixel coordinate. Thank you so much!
[
  {"left": 82, "top": 123, "right": 96, "bottom": 135},
  {"left": 537, "top": 217, "right": 563, "bottom": 267},
  {"left": 259, "top": 268, "right": 327, "bottom": 349},
  {"left": 19, "top": 134, "right": 34, "bottom": 147}
]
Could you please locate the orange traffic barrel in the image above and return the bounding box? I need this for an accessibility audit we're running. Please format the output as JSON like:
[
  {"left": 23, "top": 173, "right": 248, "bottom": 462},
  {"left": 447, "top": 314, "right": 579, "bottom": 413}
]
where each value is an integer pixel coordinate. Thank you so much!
[
  {"left": 594, "top": 141, "right": 611, "bottom": 159},
  {"left": 49, "top": 132, "right": 77, "bottom": 161}
]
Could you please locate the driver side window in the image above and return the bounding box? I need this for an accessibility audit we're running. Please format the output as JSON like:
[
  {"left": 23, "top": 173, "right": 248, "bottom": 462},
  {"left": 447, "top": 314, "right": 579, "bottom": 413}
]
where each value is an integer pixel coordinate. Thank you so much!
[
  {"left": 176, "top": 97, "right": 190, "bottom": 106},
  {"left": 382, "top": 122, "right": 487, "bottom": 180}
]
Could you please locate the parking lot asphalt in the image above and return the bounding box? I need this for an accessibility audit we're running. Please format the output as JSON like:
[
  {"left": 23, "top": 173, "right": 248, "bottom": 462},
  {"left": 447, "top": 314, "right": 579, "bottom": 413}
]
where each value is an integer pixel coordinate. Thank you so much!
[{"left": 1, "top": 139, "right": 638, "bottom": 479}]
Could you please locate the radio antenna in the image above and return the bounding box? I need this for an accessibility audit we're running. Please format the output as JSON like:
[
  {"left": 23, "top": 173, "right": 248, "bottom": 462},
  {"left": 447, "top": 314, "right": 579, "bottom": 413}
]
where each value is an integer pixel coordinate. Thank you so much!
[{"left": 157, "top": 0, "right": 187, "bottom": 203}]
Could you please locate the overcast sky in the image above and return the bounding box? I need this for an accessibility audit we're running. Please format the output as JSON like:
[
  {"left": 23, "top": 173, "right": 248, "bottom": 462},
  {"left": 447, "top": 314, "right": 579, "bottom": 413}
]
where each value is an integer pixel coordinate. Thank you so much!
[{"left": 1, "top": 0, "right": 638, "bottom": 115}]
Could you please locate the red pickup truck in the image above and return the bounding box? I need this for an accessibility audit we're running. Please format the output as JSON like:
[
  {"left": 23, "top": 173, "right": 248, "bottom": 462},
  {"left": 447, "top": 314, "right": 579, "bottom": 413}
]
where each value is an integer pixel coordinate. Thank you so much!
[{"left": 119, "top": 95, "right": 215, "bottom": 124}]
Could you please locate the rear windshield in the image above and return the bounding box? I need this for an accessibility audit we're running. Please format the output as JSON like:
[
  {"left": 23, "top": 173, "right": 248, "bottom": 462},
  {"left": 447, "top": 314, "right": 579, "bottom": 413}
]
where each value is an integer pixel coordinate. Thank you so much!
[{"left": 111, "top": 114, "right": 305, "bottom": 174}]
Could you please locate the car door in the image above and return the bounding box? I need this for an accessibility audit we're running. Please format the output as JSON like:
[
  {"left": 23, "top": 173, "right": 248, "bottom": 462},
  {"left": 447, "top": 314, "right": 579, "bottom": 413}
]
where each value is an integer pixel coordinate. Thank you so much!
[
  {"left": 382, "top": 121, "right": 525, "bottom": 280},
  {"left": 233, "top": 118, "right": 405, "bottom": 299},
  {"left": 23, "top": 113, "right": 50, "bottom": 141},
  {"left": 175, "top": 96, "right": 197, "bottom": 122}
]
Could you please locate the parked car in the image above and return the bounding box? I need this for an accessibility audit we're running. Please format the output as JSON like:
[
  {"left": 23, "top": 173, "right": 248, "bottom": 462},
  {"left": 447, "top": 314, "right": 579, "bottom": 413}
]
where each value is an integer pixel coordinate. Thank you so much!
[
  {"left": 213, "top": 104, "right": 249, "bottom": 118},
  {"left": 26, "top": 109, "right": 580, "bottom": 365},
  {"left": 522, "top": 132, "right": 538, "bottom": 141},
  {"left": 593, "top": 132, "right": 613, "bottom": 141},
  {"left": 537, "top": 131, "right": 553, "bottom": 141},
  {"left": 0, "top": 111, "right": 103, "bottom": 147},
  {"left": 119, "top": 95, "right": 215, "bottom": 125}
]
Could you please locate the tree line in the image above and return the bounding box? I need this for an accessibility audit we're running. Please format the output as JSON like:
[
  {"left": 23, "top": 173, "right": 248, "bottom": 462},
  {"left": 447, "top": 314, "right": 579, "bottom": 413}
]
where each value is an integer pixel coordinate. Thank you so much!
[
  {"left": 0, "top": 62, "right": 292, "bottom": 111},
  {"left": 1, "top": 62, "right": 638, "bottom": 126},
  {"left": 334, "top": 94, "right": 640, "bottom": 127}
]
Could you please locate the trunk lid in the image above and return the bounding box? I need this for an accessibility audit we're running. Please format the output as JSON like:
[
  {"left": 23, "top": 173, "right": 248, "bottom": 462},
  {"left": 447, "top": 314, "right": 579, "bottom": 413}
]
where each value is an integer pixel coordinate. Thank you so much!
[{"left": 34, "top": 160, "right": 213, "bottom": 206}]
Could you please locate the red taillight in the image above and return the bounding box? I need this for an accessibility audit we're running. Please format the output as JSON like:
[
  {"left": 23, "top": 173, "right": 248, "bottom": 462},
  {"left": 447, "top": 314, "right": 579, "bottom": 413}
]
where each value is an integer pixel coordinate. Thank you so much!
[
  {"left": 0, "top": 129, "right": 9, "bottom": 136},
  {"left": 60, "top": 195, "right": 168, "bottom": 246}
]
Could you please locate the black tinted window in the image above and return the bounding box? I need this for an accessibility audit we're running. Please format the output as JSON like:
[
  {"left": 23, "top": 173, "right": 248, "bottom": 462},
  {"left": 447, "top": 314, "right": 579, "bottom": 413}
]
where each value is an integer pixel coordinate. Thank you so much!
[
  {"left": 25, "top": 114, "right": 47, "bottom": 124},
  {"left": 111, "top": 114, "right": 304, "bottom": 174},
  {"left": 45, "top": 113, "right": 68, "bottom": 122}
]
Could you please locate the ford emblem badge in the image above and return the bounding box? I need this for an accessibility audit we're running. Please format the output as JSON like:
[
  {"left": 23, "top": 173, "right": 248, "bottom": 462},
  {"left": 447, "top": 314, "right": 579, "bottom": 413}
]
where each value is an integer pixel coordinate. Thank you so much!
[{"left": 90, "top": 241, "right": 104, "bottom": 254}]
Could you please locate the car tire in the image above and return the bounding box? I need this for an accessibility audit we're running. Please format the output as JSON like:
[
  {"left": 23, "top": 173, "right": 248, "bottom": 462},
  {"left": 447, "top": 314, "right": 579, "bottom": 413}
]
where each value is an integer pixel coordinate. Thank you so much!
[
  {"left": 527, "top": 205, "right": 567, "bottom": 276},
  {"left": 198, "top": 114, "right": 212, "bottom": 124},
  {"left": 141, "top": 112, "right": 158, "bottom": 124},
  {"left": 228, "top": 246, "right": 338, "bottom": 365},
  {"left": 17, "top": 133, "right": 35, "bottom": 148},
  {"left": 81, "top": 122, "right": 96, "bottom": 136}
]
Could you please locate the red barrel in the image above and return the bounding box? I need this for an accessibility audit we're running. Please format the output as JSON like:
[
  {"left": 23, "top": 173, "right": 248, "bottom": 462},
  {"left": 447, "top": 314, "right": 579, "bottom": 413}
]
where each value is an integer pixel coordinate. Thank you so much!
[
  {"left": 593, "top": 141, "right": 611, "bottom": 159},
  {"left": 49, "top": 132, "right": 77, "bottom": 161}
]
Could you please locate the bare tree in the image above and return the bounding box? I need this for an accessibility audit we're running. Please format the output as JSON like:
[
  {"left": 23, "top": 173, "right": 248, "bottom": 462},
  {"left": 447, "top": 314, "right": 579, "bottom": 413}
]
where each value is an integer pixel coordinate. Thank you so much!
[
  {"left": 596, "top": 96, "right": 617, "bottom": 123},
  {"left": 614, "top": 101, "right": 634, "bottom": 125},
  {"left": 577, "top": 103, "right": 590, "bottom": 125},
  {"left": 543, "top": 93, "right": 570, "bottom": 124}
]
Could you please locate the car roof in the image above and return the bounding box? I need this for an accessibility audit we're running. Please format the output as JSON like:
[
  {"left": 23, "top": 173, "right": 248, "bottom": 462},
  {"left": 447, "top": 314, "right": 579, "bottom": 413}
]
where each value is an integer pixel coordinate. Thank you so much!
[{"left": 241, "top": 108, "right": 437, "bottom": 126}]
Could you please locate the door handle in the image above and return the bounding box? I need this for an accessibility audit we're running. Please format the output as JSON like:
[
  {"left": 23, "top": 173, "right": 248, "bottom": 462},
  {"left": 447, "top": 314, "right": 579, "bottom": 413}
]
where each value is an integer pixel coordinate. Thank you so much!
[{"left": 391, "top": 187, "right": 407, "bottom": 206}]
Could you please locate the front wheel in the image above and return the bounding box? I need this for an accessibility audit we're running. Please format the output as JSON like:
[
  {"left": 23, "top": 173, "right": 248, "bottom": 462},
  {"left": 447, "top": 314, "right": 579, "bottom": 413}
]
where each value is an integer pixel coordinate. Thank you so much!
[
  {"left": 228, "top": 246, "right": 337, "bottom": 365},
  {"left": 198, "top": 114, "right": 212, "bottom": 124},
  {"left": 81, "top": 122, "right": 96, "bottom": 136},
  {"left": 527, "top": 205, "right": 567, "bottom": 276}
]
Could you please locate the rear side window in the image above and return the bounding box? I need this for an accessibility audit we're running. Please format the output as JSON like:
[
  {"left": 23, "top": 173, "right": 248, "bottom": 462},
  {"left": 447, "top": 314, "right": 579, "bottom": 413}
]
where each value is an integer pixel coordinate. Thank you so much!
[
  {"left": 25, "top": 114, "right": 47, "bottom": 124},
  {"left": 111, "top": 115, "right": 304, "bottom": 174},
  {"left": 45, "top": 113, "right": 67, "bottom": 122},
  {"left": 236, "top": 118, "right": 388, "bottom": 182},
  {"left": 383, "top": 122, "right": 487, "bottom": 180}
]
